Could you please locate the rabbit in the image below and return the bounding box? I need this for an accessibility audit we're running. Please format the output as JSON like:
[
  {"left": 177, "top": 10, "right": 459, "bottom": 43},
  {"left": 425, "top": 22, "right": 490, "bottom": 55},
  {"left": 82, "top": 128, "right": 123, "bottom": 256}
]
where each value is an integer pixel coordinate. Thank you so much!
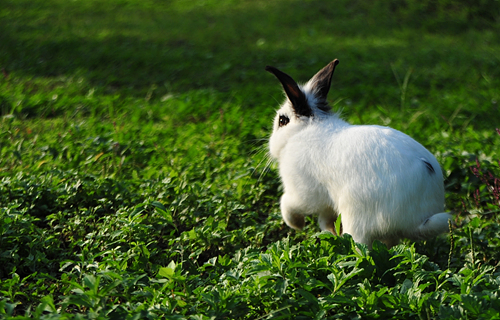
[{"left": 265, "top": 59, "right": 452, "bottom": 248}]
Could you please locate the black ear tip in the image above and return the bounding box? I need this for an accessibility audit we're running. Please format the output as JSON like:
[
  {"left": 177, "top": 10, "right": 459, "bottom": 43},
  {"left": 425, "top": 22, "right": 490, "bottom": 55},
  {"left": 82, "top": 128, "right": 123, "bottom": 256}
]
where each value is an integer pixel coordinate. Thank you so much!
[
  {"left": 265, "top": 65, "right": 276, "bottom": 73},
  {"left": 333, "top": 59, "right": 339, "bottom": 66}
]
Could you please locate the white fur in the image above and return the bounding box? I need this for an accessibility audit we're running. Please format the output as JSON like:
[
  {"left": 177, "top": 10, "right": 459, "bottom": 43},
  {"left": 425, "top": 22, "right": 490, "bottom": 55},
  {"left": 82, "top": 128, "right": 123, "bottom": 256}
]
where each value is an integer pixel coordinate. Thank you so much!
[{"left": 268, "top": 66, "right": 451, "bottom": 248}]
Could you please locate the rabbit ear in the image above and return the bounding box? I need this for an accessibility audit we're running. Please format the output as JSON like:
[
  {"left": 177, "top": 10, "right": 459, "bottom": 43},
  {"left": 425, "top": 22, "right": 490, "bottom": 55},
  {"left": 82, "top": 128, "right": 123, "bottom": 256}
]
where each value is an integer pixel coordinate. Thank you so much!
[
  {"left": 308, "top": 59, "right": 339, "bottom": 101},
  {"left": 265, "top": 66, "right": 312, "bottom": 117}
]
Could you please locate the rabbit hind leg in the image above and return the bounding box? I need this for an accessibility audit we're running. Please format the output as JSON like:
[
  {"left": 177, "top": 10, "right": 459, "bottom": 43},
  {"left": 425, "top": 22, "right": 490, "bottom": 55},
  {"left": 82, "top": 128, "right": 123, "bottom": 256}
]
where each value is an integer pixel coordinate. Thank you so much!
[
  {"left": 380, "top": 237, "right": 400, "bottom": 249},
  {"left": 341, "top": 218, "right": 374, "bottom": 249},
  {"left": 280, "top": 194, "right": 306, "bottom": 230},
  {"left": 318, "top": 207, "right": 340, "bottom": 235},
  {"left": 282, "top": 209, "right": 305, "bottom": 230}
]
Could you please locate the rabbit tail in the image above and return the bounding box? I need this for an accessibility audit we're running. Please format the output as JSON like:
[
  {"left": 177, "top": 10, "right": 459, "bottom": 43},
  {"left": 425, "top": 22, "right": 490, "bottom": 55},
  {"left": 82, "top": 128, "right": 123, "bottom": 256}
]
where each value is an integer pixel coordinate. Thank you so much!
[{"left": 417, "top": 212, "right": 452, "bottom": 239}]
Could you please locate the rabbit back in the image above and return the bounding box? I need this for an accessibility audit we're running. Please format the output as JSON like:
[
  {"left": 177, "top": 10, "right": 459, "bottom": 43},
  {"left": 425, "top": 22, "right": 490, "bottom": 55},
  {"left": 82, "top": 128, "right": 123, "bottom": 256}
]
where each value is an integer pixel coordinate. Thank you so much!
[{"left": 279, "top": 120, "right": 446, "bottom": 243}]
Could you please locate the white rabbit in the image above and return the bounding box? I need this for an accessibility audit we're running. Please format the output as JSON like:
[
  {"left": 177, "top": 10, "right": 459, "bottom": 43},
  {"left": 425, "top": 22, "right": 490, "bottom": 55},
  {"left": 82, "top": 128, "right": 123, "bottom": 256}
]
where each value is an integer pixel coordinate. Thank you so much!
[{"left": 265, "top": 59, "right": 451, "bottom": 248}]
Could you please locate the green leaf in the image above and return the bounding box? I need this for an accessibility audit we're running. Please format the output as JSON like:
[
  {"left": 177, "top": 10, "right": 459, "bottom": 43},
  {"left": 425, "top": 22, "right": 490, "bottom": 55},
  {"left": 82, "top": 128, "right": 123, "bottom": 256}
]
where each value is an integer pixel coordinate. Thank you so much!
[
  {"left": 335, "top": 213, "right": 342, "bottom": 236},
  {"left": 158, "top": 261, "right": 176, "bottom": 278},
  {"left": 83, "top": 274, "right": 98, "bottom": 292},
  {"left": 151, "top": 200, "right": 167, "bottom": 212},
  {"left": 158, "top": 267, "right": 174, "bottom": 278},
  {"left": 298, "top": 288, "right": 319, "bottom": 309},
  {"left": 39, "top": 295, "right": 57, "bottom": 313},
  {"left": 275, "top": 278, "right": 288, "bottom": 297}
]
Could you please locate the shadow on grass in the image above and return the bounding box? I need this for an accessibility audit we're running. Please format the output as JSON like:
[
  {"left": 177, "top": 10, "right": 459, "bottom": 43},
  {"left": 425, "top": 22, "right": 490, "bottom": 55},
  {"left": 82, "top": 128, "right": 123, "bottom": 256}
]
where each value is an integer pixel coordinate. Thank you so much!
[{"left": 0, "top": 0, "right": 499, "bottom": 124}]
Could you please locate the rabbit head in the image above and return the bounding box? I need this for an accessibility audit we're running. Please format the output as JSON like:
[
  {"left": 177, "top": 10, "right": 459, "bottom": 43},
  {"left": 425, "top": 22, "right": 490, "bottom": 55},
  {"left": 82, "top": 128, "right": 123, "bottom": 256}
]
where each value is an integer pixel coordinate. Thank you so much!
[{"left": 266, "top": 59, "right": 339, "bottom": 160}]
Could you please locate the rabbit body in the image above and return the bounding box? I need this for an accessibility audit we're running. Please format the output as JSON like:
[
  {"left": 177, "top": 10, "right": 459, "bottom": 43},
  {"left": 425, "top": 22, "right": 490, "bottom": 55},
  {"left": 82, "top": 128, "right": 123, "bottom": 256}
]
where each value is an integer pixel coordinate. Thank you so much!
[{"left": 266, "top": 60, "right": 451, "bottom": 248}]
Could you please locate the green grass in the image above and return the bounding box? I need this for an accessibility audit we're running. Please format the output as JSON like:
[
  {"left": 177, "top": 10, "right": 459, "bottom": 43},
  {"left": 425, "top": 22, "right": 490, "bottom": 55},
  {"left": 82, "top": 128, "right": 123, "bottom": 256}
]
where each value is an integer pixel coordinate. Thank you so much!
[{"left": 1, "top": 0, "right": 500, "bottom": 318}]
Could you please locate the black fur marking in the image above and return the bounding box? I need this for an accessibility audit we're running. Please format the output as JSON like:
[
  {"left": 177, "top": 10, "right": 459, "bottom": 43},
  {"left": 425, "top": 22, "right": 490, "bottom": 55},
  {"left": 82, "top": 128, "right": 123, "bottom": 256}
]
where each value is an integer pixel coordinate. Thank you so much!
[
  {"left": 421, "top": 158, "right": 435, "bottom": 174},
  {"left": 265, "top": 65, "right": 312, "bottom": 117},
  {"left": 309, "top": 59, "right": 339, "bottom": 101},
  {"left": 316, "top": 100, "right": 331, "bottom": 113},
  {"left": 291, "top": 94, "right": 313, "bottom": 117}
]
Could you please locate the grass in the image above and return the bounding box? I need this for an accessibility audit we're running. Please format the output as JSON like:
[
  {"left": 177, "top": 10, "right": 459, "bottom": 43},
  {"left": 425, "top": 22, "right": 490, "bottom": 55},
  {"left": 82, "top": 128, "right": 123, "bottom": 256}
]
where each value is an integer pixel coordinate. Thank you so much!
[{"left": 1, "top": 0, "right": 500, "bottom": 318}]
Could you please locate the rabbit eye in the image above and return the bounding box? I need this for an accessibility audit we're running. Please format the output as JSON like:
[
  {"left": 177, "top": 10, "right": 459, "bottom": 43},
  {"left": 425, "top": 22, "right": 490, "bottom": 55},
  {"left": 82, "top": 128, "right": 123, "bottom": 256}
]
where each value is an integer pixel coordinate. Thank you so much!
[{"left": 279, "top": 115, "right": 290, "bottom": 127}]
